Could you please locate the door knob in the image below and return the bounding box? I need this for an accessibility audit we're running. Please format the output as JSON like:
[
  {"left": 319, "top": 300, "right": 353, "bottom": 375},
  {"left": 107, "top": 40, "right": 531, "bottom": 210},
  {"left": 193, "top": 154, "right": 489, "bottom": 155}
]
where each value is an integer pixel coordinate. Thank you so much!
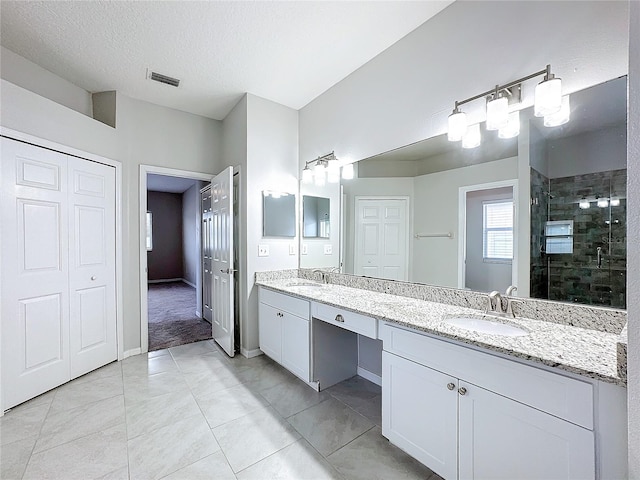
[
  {"left": 458, "top": 387, "right": 467, "bottom": 396},
  {"left": 447, "top": 383, "right": 455, "bottom": 391},
  {"left": 90, "top": 276, "right": 96, "bottom": 281}
]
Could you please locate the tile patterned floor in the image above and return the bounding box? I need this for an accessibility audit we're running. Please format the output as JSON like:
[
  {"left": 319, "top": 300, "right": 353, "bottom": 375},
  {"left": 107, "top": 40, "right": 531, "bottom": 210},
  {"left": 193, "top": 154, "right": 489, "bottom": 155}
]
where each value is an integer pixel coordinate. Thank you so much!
[{"left": 0, "top": 340, "right": 442, "bottom": 480}]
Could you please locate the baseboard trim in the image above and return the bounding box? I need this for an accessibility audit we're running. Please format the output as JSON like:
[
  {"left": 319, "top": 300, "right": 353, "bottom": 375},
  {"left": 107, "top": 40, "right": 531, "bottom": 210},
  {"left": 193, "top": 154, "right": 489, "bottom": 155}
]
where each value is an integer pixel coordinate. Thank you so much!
[
  {"left": 241, "top": 348, "right": 264, "bottom": 359},
  {"left": 357, "top": 366, "right": 382, "bottom": 386},
  {"left": 181, "top": 279, "right": 196, "bottom": 288},
  {"left": 124, "top": 348, "right": 142, "bottom": 359},
  {"left": 148, "top": 278, "right": 182, "bottom": 284}
]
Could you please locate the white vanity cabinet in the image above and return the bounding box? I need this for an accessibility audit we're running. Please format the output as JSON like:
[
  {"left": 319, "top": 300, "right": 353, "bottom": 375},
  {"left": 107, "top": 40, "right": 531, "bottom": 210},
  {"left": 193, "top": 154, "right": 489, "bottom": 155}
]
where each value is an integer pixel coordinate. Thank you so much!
[
  {"left": 380, "top": 323, "right": 596, "bottom": 480},
  {"left": 258, "top": 288, "right": 310, "bottom": 382}
]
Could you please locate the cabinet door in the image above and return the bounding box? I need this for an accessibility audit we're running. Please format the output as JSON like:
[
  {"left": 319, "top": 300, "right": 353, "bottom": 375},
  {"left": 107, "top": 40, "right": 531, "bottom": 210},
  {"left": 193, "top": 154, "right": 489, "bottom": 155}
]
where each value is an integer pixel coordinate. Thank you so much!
[
  {"left": 281, "top": 313, "right": 310, "bottom": 382},
  {"left": 382, "top": 352, "right": 458, "bottom": 480},
  {"left": 258, "top": 302, "right": 281, "bottom": 362},
  {"left": 458, "top": 382, "right": 595, "bottom": 480}
]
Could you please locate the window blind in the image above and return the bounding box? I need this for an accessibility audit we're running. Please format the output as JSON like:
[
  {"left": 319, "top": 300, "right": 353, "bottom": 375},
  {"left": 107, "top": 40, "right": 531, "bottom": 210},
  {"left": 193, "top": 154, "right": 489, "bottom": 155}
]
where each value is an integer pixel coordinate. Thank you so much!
[{"left": 483, "top": 201, "right": 513, "bottom": 260}]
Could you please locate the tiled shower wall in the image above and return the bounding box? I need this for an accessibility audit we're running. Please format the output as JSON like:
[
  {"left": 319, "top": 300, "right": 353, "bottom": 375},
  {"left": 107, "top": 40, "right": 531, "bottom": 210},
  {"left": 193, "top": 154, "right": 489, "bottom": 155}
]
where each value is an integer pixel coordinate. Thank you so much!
[{"left": 530, "top": 168, "right": 627, "bottom": 308}]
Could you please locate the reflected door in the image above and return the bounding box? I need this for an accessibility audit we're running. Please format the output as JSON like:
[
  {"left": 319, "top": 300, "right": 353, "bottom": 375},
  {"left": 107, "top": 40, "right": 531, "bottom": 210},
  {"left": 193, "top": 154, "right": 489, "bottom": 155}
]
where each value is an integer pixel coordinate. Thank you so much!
[{"left": 354, "top": 197, "right": 408, "bottom": 281}]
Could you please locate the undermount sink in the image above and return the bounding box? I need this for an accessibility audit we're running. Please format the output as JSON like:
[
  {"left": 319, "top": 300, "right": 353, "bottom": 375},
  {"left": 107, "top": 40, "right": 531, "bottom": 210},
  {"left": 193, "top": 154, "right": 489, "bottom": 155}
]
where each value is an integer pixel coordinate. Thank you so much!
[
  {"left": 444, "top": 317, "right": 528, "bottom": 337},
  {"left": 286, "top": 282, "right": 324, "bottom": 289}
]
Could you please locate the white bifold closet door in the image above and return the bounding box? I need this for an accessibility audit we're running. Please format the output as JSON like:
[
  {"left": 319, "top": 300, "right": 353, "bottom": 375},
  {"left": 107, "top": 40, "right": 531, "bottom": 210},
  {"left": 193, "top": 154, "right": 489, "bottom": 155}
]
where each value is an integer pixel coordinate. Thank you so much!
[{"left": 1, "top": 137, "right": 117, "bottom": 409}]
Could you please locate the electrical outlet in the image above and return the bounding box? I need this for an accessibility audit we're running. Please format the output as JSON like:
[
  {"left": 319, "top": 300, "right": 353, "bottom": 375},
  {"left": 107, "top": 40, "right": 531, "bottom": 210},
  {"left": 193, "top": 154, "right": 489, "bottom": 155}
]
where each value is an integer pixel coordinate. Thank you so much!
[
  {"left": 324, "top": 244, "right": 332, "bottom": 255},
  {"left": 289, "top": 244, "right": 296, "bottom": 255},
  {"left": 258, "top": 244, "right": 269, "bottom": 257},
  {"left": 302, "top": 244, "right": 308, "bottom": 255}
]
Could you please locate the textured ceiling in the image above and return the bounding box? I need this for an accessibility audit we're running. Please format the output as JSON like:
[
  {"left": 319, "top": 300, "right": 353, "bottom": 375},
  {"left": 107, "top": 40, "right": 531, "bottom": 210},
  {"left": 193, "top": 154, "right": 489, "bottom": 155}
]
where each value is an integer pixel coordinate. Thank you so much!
[{"left": 0, "top": 1, "right": 452, "bottom": 120}]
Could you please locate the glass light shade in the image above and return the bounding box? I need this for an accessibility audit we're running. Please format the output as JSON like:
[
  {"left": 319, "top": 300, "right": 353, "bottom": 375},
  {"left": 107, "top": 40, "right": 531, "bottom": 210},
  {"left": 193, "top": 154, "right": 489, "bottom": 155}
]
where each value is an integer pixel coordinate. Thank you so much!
[
  {"left": 314, "top": 164, "right": 326, "bottom": 187},
  {"left": 610, "top": 197, "right": 620, "bottom": 207},
  {"left": 597, "top": 198, "right": 609, "bottom": 208},
  {"left": 579, "top": 199, "right": 590, "bottom": 209},
  {"left": 327, "top": 158, "right": 340, "bottom": 183},
  {"left": 448, "top": 110, "right": 467, "bottom": 142},
  {"left": 462, "top": 123, "right": 481, "bottom": 149},
  {"left": 486, "top": 96, "right": 509, "bottom": 131},
  {"left": 534, "top": 77, "right": 562, "bottom": 117},
  {"left": 544, "top": 95, "right": 571, "bottom": 127},
  {"left": 341, "top": 163, "right": 354, "bottom": 180},
  {"left": 498, "top": 111, "right": 520, "bottom": 139},
  {"left": 301, "top": 166, "right": 313, "bottom": 184}
]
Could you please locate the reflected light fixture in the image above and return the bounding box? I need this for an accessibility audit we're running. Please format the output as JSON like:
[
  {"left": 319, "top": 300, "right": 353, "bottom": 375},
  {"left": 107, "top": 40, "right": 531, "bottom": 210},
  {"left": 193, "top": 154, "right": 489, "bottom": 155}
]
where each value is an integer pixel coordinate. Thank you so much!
[
  {"left": 447, "top": 64, "right": 565, "bottom": 147},
  {"left": 544, "top": 95, "right": 571, "bottom": 127},
  {"left": 462, "top": 124, "right": 481, "bottom": 149},
  {"left": 610, "top": 197, "right": 621, "bottom": 207},
  {"left": 597, "top": 197, "right": 609, "bottom": 208},
  {"left": 302, "top": 151, "right": 353, "bottom": 187},
  {"left": 498, "top": 111, "right": 520, "bottom": 139},
  {"left": 579, "top": 198, "right": 590, "bottom": 209}
]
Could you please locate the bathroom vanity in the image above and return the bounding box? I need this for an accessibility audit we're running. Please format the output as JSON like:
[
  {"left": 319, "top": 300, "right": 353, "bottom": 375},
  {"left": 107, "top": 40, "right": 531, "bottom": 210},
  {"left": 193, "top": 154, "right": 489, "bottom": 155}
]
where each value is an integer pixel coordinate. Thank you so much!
[{"left": 256, "top": 274, "right": 627, "bottom": 480}]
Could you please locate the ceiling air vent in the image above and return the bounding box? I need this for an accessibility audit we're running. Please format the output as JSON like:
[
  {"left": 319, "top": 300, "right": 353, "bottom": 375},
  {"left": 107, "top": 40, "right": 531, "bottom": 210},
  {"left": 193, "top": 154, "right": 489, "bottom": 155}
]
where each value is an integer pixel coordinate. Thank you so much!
[{"left": 149, "top": 71, "right": 180, "bottom": 87}]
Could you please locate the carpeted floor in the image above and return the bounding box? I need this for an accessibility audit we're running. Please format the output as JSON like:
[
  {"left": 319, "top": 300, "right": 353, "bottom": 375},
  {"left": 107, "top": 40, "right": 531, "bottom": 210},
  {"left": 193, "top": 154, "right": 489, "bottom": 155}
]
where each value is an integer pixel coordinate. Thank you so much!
[{"left": 147, "top": 281, "right": 212, "bottom": 351}]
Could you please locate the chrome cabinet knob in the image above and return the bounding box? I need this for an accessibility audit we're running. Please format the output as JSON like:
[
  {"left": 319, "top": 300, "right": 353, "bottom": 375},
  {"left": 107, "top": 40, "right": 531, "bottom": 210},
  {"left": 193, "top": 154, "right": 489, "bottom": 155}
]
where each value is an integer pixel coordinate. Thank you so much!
[
  {"left": 447, "top": 383, "right": 455, "bottom": 391},
  {"left": 335, "top": 314, "right": 344, "bottom": 323},
  {"left": 458, "top": 387, "right": 467, "bottom": 396},
  {"left": 90, "top": 276, "right": 96, "bottom": 280}
]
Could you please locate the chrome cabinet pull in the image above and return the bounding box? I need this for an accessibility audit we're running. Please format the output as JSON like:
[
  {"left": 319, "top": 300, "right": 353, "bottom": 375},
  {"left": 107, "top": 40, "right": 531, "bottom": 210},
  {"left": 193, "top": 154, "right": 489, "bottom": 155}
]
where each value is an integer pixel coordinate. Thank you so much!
[
  {"left": 335, "top": 314, "right": 344, "bottom": 323},
  {"left": 458, "top": 387, "right": 467, "bottom": 396},
  {"left": 90, "top": 276, "right": 96, "bottom": 280},
  {"left": 447, "top": 383, "right": 455, "bottom": 391}
]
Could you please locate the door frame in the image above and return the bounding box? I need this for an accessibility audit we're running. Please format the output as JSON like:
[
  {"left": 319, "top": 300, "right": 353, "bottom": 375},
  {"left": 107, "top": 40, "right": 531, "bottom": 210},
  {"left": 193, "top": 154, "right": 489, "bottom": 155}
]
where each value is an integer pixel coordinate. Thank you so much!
[
  {"left": 139, "top": 165, "right": 214, "bottom": 354},
  {"left": 353, "top": 195, "right": 411, "bottom": 281},
  {"left": 0, "top": 127, "right": 124, "bottom": 416},
  {"left": 457, "top": 179, "right": 519, "bottom": 290}
]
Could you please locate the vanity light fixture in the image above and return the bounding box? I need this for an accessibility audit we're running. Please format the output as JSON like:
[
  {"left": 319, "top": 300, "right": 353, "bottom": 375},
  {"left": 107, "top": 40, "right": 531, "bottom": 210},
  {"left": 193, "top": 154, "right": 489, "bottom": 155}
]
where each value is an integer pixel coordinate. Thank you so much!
[
  {"left": 447, "top": 64, "right": 564, "bottom": 146},
  {"left": 302, "top": 151, "right": 353, "bottom": 186},
  {"left": 579, "top": 198, "right": 590, "bottom": 209},
  {"left": 597, "top": 197, "right": 609, "bottom": 208},
  {"left": 544, "top": 95, "right": 571, "bottom": 127}
]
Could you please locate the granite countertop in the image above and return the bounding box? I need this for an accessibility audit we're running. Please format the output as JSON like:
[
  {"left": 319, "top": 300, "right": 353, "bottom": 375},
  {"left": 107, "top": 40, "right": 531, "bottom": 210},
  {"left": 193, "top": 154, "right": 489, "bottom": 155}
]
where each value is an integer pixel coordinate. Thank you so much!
[{"left": 257, "top": 278, "right": 625, "bottom": 387}]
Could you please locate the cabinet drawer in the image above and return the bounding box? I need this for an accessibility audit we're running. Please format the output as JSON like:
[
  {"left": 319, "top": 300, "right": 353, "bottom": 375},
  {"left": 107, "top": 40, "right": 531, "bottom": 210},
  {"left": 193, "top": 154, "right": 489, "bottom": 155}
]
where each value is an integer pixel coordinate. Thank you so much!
[
  {"left": 312, "top": 302, "right": 377, "bottom": 339},
  {"left": 379, "top": 323, "right": 594, "bottom": 429},
  {"left": 259, "top": 288, "right": 309, "bottom": 319}
]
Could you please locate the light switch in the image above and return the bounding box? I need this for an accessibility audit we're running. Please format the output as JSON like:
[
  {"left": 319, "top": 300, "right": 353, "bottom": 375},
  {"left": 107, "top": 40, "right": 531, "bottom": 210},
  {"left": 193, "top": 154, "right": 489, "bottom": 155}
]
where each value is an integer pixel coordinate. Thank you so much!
[
  {"left": 258, "top": 244, "right": 270, "bottom": 257},
  {"left": 324, "top": 244, "right": 332, "bottom": 255},
  {"left": 302, "top": 244, "right": 308, "bottom": 255},
  {"left": 289, "top": 244, "right": 296, "bottom": 255}
]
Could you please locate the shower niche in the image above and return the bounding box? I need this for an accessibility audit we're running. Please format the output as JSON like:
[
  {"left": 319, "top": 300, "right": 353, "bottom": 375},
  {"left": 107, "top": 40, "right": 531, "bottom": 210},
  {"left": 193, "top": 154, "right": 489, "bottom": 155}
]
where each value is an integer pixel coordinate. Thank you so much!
[{"left": 529, "top": 77, "right": 627, "bottom": 308}]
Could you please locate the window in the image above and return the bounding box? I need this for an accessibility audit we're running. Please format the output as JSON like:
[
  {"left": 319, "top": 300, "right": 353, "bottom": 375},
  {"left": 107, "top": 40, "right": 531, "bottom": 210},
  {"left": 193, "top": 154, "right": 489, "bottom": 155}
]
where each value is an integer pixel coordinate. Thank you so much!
[
  {"left": 146, "top": 211, "right": 153, "bottom": 251},
  {"left": 483, "top": 200, "right": 513, "bottom": 261}
]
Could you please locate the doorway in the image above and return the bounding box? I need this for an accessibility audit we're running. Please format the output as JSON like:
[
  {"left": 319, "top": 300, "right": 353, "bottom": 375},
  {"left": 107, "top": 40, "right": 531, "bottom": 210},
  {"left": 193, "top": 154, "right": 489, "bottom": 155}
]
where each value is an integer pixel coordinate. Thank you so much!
[{"left": 459, "top": 180, "right": 518, "bottom": 292}]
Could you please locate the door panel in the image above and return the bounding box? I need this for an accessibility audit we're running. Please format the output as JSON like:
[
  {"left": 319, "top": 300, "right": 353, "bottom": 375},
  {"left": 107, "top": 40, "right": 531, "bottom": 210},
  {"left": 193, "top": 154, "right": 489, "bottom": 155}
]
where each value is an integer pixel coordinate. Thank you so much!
[
  {"left": 2, "top": 138, "right": 71, "bottom": 408},
  {"left": 201, "top": 188, "right": 213, "bottom": 323},
  {"left": 211, "top": 167, "right": 234, "bottom": 357},
  {"left": 68, "top": 156, "right": 117, "bottom": 379}
]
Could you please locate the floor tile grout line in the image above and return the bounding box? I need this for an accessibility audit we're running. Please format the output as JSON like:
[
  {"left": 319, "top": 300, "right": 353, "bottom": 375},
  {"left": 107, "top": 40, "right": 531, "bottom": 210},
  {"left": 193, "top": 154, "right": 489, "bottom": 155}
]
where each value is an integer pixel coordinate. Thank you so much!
[{"left": 323, "top": 424, "right": 377, "bottom": 460}]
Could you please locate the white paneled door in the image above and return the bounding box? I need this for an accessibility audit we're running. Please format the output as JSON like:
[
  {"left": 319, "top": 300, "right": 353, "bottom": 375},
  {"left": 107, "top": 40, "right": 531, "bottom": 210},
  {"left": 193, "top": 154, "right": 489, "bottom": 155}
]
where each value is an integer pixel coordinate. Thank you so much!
[
  {"left": 354, "top": 197, "right": 408, "bottom": 280},
  {"left": 211, "top": 166, "right": 234, "bottom": 357},
  {"left": 1, "top": 137, "right": 117, "bottom": 409}
]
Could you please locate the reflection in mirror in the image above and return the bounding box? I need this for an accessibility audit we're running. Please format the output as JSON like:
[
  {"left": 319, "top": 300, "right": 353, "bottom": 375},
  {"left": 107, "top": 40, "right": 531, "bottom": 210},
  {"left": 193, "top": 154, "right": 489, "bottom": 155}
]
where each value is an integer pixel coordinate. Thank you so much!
[
  {"left": 303, "top": 76, "right": 626, "bottom": 309},
  {"left": 263, "top": 191, "right": 295, "bottom": 237},
  {"left": 303, "top": 195, "right": 330, "bottom": 238}
]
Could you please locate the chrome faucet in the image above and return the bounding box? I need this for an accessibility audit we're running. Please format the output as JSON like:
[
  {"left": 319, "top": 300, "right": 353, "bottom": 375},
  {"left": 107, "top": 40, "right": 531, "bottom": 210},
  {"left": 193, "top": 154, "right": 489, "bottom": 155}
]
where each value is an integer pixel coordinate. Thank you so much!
[
  {"left": 504, "top": 285, "right": 519, "bottom": 318},
  {"left": 312, "top": 269, "right": 329, "bottom": 284},
  {"left": 486, "top": 291, "right": 503, "bottom": 315}
]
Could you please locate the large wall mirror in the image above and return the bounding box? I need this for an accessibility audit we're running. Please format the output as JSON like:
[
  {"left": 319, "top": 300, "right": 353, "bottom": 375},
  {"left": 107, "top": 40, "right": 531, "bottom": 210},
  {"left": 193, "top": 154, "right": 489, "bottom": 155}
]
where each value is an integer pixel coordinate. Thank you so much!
[
  {"left": 263, "top": 192, "right": 296, "bottom": 238},
  {"left": 300, "top": 76, "right": 627, "bottom": 309}
]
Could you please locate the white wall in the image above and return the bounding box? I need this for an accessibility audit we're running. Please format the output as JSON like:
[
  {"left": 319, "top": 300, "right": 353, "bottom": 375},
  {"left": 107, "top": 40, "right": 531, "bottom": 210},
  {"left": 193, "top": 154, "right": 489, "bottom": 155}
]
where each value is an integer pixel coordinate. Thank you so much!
[
  {"left": 627, "top": 1, "right": 639, "bottom": 476},
  {"left": 244, "top": 94, "right": 299, "bottom": 353},
  {"left": 1, "top": 46, "right": 93, "bottom": 116},
  {"left": 299, "top": 1, "right": 628, "bottom": 166},
  {"left": 547, "top": 123, "right": 627, "bottom": 178},
  {"left": 412, "top": 157, "right": 517, "bottom": 288},
  {"left": 1, "top": 77, "right": 223, "bottom": 352}
]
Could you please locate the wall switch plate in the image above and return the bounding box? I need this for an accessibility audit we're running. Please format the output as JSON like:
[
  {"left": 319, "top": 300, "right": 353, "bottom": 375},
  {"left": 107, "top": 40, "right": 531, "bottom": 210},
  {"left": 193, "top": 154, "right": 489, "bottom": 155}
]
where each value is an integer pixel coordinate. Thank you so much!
[
  {"left": 289, "top": 244, "right": 296, "bottom": 255},
  {"left": 302, "top": 244, "right": 308, "bottom": 255},
  {"left": 258, "top": 244, "right": 269, "bottom": 257},
  {"left": 324, "top": 244, "right": 332, "bottom": 255}
]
